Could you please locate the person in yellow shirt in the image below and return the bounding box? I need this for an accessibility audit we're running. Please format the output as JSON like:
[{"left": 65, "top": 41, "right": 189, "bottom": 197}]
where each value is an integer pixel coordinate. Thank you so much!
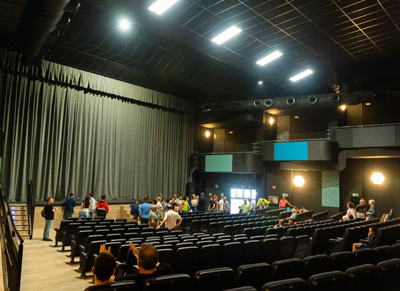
[{"left": 257, "top": 198, "right": 270, "bottom": 209}]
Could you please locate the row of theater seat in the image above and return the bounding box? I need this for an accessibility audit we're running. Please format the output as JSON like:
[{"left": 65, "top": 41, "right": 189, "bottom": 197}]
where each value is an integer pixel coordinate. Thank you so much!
[{"left": 85, "top": 258, "right": 400, "bottom": 291}]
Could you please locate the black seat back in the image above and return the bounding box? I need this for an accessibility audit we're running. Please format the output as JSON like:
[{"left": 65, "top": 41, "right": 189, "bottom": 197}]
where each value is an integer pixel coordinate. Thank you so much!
[
  {"left": 143, "top": 274, "right": 191, "bottom": 291},
  {"left": 261, "top": 238, "right": 279, "bottom": 264},
  {"left": 308, "top": 271, "right": 347, "bottom": 291},
  {"left": 236, "top": 263, "right": 272, "bottom": 290},
  {"left": 261, "top": 278, "right": 308, "bottom": 291},
  {"left": 241, "top": 240, "right": 263, "bottom": 264},
  {"left": 193, "top": 267, "right": 235, "bottom": 291},
  {"left": 174, "top": 246, "right": 199, "bottom": 277},
  {"left": 221, "top": 242, "right": 243, "bottom": 270},
  {"left": 84, "top": 280, "right": 139, "bottom": 291}
]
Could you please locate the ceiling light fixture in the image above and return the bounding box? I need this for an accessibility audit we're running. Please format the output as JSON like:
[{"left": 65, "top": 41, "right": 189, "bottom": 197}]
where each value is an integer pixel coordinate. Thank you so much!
[
  {"left": 212, "top": 26, "right": 242, "bottom": 45},
  {"left": 149, "top": 0, "right": 179, "bottom": 15},
  {"left": 205, "top": 131, "right": 210, "bottom": 138},
  {"left": 289, "top": 69, "right": 313, "bottom": 82},
  {"left": 118, "top": 19, "right": 131, "bottom": 31},
  {"left": 258, "top": 81, "right": 263, "bottom": 84},
  {"left": 256, "top": 51, "right": 283, "bottom": 66},
  {"left": 341, "top": 105, "right": 346, "bottom": 111},
  {"left": 269, "top": 117, "right": 274, "bottom": 125},
  {"left": 293, "top": 176, "right": 305, "bottom": 187},
  {"left": 371, "top": 172, "right": 385, "bottom": 184}
]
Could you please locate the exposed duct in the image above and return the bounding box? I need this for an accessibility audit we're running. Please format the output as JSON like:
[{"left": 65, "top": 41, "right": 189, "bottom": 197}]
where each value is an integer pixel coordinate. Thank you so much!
[
  {"left": 21, "top": 0, "right": 80, "bottom": 65},
  {"left": 201, "top": 91, "right": 400, "bottom": 112}
]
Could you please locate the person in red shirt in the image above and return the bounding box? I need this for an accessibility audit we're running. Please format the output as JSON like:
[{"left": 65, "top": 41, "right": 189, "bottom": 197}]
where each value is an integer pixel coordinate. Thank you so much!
[
  {"left": 279, "top": 195, "right": 293, "bottom": 209},
  {"left": 288, "top": 218, "right": 297, "bottom": 226},
  {"left": 96, "top": 195, "right": 109, "bottom": 217}
]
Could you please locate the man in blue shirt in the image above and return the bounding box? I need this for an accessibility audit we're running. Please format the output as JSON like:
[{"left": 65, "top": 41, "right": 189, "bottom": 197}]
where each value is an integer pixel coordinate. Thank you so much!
[
  {"left": 138, "top": 197, "right": 152, "bottom": 224},
  {"left": 62, "top": 193, "right": 76, "bottom": 220},
  {"left": 130, "top": 199, "right": 140, "bottom": 220}
]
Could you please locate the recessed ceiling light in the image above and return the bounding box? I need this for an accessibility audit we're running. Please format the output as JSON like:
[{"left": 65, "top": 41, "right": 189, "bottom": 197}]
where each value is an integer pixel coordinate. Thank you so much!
[
  {"left": 118, "top": 19, "right": 131, "bottom": 31},
  {"left": 149, "top": 0, "right": 179, "bottom": 15},
  {"left": 289, "top": 69, "right": 313, "bottom": 82},
  {"left": 258, "top": 81, "right": 263, "bottom": 84},
  {"left": 256, "top": 51, "right": 283, "bottom": 66},
  {"left": 212, "top": 26, "right": 242, "bottom": 45}
]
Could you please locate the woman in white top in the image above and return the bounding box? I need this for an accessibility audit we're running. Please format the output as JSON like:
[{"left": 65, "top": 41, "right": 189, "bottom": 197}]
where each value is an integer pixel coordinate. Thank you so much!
[
  {"left": 156, "top": 197, "right": 163, "bottom": 210},
  {"left": 343, "top": 201, "right": 357, "bottom": 221}
]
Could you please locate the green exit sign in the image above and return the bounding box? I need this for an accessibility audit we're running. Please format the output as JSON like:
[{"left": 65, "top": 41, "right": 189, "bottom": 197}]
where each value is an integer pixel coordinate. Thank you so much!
[
  {"left": 353, "top": 193, "right": 359, "bottom": 197},
  {"left": 283, "top": 193, "right": 288, "bottom": 197}
]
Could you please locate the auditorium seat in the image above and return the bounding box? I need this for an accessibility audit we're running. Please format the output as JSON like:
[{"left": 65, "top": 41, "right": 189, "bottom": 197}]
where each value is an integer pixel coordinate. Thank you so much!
[
  {"left": 157, "top": 249, "right": 174, "bottom": 266},
  {"left": 374, "top": 245, "right": 396, "bottom": 264},
  {"left": 115, "top": 244, "right": 130, "bottom": 263},
  {"left": 196, "top": 240, "right": 214, "bottom": 248},
  {"left": 193, "top": 267, "right": 235, "bottom": 291},
  {"left": 277, "top": 236, "right": 295, "bottom": 260},
  {"left": 354, "top": 248, "right": 378, "bottom": 266},
  {"left": 293, "top": 235, "right": 310, "bottom": 260},
  {"left": 261, "top": 278, "right": 308, "bottom": 291},
  {"left": 106, "top": 233, "right": 123, "bottom": 242},
  {"left": 184, "top": 220, "right": 201, "bottom": 234},
  {"left": 233, "top": 237, "right": 248, "bottom": 243},
  {"left": 216, "top": 238, "right": 232, "bottom": 245},
  {"left": 221, "top": 242, "right": 243, "bottom": 270},
  {"left": 223, "top": 225, "right": 233, "bottom": 236},
  {"left": 236, "top": 263, "right": 272, "bottom": 290},
  {"left": 79, "top": 234, "right": 105, "bottom": 256},
  {"left": 176, "top": 242, "right": 194, "bottom": 249},
  {"left": 308, "top": 270, "right": 347, "bottom": 291},
  {"left": 70, "top": 230, "right": 94, "bottom": 263},
  {"left": 61, "top": 223, "right": 81, "bottom": 251},
  {"left": 54, "top": 220, "right": 70, "bottom": 246},
  {"left": 84, "top": 280, "right": 139, "bottom": 291},
  {"left": 155, "top": 244, "right": 173, "bottom": 250},
  {"left": 330, "top": 251, "right": 355, "bottom": 272},
  {"left": 271, "top": 258, "right": 303, "bottom": 281},
  {"left": 303, "top": 254, "right": 331, "bottom": 280},
  {"left": 80, "top": 239, "right": 107, "bottom": 277},
  {"left": 345, "top": 264, "right": 379, "bottom": 291},
  {"left": 143, "top": 274, "right": 191, "bottom": 291},
  {"left": 124, "top": 232, "right": 140, "bottom": 241},
  {"left": 198, "top": 244, "right": 222, "bottom": 270},
  {"left": 222, "top": 287, "right": 256, "bottom": 291},
  {"left": 261, "top": 238, "right": 279, "bottom": 264},
  {"left": 104, "top": 241, "right": 122, "bottom": 258},
  {"left": 174, "top": 246, "right": 199, "bottom": 277},
  {"left": 241, "top": 240, "right": 263, "bottom": 264},
  {"left": 377, "top": 258, "right": 400, "bottom": 290}
]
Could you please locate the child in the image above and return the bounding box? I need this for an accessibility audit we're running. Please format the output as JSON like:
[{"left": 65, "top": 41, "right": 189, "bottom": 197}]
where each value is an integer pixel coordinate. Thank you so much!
[{"left": 352, "top": 227, "right": 377, "bottom": 252}]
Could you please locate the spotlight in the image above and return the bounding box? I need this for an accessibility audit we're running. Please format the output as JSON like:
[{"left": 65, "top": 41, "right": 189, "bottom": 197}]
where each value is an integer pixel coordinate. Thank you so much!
[
  {"left": 118, "top": 18, "right": 131, "bottom": 31},
  {"left": 308, "top": 95, "right": 317, "bottom": 104},
  {"left": 253, "top": 100, "right": 262, "bottom": 108},
  {"left": 293, "top": 176, "right": 305, "bottom": 187},
  {"left": 269, "top": 117, "right": 274, "bottom": 125},
  {"left": 205, "top": 131, "right": 210, "bottom": 138},
  {"left": 258, "top": 81, "right": 263, "bottom": 84},
  {"left": 286, "top": 97, "right": 296, "bottom": 106},
  {"left": 340, "top": 105, "right": 346, "bottom": 111},
  {"left": 264, "top": 99, "right": 273, "bottom": 108},
  {"left": 371, "top": 173, "right": 384, "bottom": 184}
]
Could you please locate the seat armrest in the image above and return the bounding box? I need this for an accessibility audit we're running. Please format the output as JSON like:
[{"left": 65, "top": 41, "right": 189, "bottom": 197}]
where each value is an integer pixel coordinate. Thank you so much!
[
  {"left": 71, "top": 235, "right": 76, "bottom": 240},
  {"left": 359, "top": 239, "right": 373, "bottom": 246},
  {"left": 329, "top": 238, "right": 341, "bottom": 244},
  {"left": 81, "top": 252, "right": 88, "bottom": 257},
  {"left": 79, "top": 245, "right": 85, "bottom": 252},
  {"left": 71, "top": 240, "right": 76, "bottom": 245}
]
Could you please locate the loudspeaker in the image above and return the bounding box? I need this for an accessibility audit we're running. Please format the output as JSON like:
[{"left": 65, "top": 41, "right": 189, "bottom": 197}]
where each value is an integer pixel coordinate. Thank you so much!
[
  {"left": 186, "top": 182, "right": 195, "bottom": 196},
  {"left": 190, "top": 152, "right": 200, "bottom": 171}
]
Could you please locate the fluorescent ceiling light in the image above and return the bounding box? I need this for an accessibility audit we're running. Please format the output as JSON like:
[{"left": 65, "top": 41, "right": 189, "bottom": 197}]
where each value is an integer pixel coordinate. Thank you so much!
[
  {"left": 118, "top": 19, "right": 131, "bottom": 31},
  {"left": 289, "top": 69, "right": 313, "bottom": 82},
  {"left": 212, "top": 26, "right": 242, "bottom": 45},
  {"left": 149, "top": 0, "right": 179, "bottom": 15},
  {"left": 256, "top": 51, "right": 283, "bottom": 66}
]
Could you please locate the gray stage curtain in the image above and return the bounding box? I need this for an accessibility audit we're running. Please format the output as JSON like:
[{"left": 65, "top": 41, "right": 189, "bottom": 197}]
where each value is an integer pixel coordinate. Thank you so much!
[{"left": 0, "top": 49, "right": 194, "bottom": 202}]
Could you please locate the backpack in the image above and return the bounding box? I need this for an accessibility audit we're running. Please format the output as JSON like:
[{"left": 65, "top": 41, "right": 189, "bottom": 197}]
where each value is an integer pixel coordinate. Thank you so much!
[{"left": 41, "top": 207, "right": 46, "bottom": 218}]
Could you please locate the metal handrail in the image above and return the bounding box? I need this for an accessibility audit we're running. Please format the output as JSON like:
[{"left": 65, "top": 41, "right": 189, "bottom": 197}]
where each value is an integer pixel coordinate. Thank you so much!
[
  {"left": 257, "top": 138, "right": 330, "bottom": 143},
  {"left": 28, "top": 180, "right": 35, "bottom": 239},
  {"left": 1, "top": 185, "right": 24, "bottom": 243},
  {"left": 329, "top": 122, "right": 400, "bottom": 130}
]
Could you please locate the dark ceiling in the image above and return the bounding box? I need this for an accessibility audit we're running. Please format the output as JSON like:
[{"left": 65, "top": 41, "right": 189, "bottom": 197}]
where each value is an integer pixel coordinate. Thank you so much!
[{"left": 1, "top": 0, "right": 400, "bottom": 104}]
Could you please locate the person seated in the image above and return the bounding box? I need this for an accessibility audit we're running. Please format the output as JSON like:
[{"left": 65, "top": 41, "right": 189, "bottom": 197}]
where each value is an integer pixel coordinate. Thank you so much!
[
  {"left": 289, "top": 208, "right": 297, "bottom": 219},
  {"left": 288, "top": 218, "right": 297, "bottom": 226},
  {"left": 115, "top": 243, "right": 173, "bottom": 289},
  {"left": 342, "top": 202, "right": 356, "bottom": 221},
  {"left": 91, "top": 245, "right": 116, "bottom": 286},
  {"left": 274, "top": 219, "right": 285, "bottom": 228},
  {"left": 352, "top": 227, "right": 377, "bottom": 252}
]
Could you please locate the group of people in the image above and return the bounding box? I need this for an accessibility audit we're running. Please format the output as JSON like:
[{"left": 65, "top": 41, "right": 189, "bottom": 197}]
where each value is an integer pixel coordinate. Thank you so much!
[
  {"left": 42, "top": 193, "right": 110, "bottom": 241},
  {"left": 343, "top": 199, "right": 376, "bottom": 221}
]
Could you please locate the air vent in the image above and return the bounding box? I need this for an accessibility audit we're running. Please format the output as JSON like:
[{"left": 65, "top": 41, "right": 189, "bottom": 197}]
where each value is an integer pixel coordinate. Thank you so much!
[
  {"left": 286, "top": 97, "right": 296, "bottom": 106},
  {"left": 331, "top": 94, "right": 341, "bottom": 102},
  {"left": 253, "top": 100, "right": 262, "bottom": 108},
  {"left": 264, "top": 99, "right": 273, "bottom": 108},
  {"left": 308, "top": 95, "right": 317, "bottom": 104}
]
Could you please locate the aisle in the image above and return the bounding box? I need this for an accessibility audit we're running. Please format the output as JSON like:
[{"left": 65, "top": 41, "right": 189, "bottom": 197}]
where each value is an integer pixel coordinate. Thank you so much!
[{"left": 21, "top": 228, "right": 93, "bottom": 291}]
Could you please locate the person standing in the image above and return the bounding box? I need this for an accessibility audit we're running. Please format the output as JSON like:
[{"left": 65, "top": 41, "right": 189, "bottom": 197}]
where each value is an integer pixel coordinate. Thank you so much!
[
  {"left": 96, "top": 195, "right": 109, "bottom": 218},
  {"left": 198, "top": 192, "right": 207, "bottom": 212},
  {"left": 156, "top": 205, "right": 183, "bottom": 230},
  {"left": 208, "top": 197, "right": 216, "bottom": 213},
  {"left": 139, "top": 197, "right": 152, "bottom": 224},
  {"left": 222, "top": 197, "right": 230, "bottom": 213},
  {"left": 89, "top": 193, "right": 97, "bottom": 219},
  {"left": 43, "top": 197, "right": 58, "bottom": 241},
  {"left": 149, "top": 205, "right": 159, "bottom": 228},
  {"left": 191, "top": 194, "right": 198, "bottom": 212},
  {"left": 130, "top": 199, "right": 140, "bottom": 220},
  {"left": 182, "top": 196, "right": 190, "bottom": 213},
  {"left": 219, "top": 196, "right": 224, "bottom": 213},
  {"left": 239, "top": 199, "right": 250, "bottom": 214},
  {"left": 248, "top": 197, "right": 256, "bottom": 216},
  {"left": 355, "top": 199, "right": 367, "bottom": 219},
  {"left": 279, "top": 195, "right": 293, "bottom": 209},
  {"left": 366, "top": 199, "right": 376, "bottom": 220},
  {"left": 80, "top": 196, "right": 92, "bottom": 218},
  {"left": 62, "top": 193, "right": 76, "bottom": 219}
]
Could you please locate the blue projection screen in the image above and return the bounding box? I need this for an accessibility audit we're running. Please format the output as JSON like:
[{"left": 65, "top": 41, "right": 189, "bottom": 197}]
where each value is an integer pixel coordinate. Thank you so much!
[
  {"left": 205, "top": 155, "right": 233, "bottom": 172},
  {"left": 274, "top": 142, "right": 308, "bottom": 161}
]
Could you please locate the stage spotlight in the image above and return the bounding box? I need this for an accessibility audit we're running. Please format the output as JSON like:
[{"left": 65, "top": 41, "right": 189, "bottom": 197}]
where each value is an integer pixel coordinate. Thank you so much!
[
  {"left": 371, "top": 173, "right": 384, "bottom": 184},
  {"left": 118, "top": 18, "right": 131, "bottom": 31},
  {"left": 205, "top": 131, "right": 210, "bottom": 138},
  {"left": 293, "top": 176, "right": 305, "bottom": 187},
  {"left": 341, "top": 105, "right": 346, "bottom": 111}
]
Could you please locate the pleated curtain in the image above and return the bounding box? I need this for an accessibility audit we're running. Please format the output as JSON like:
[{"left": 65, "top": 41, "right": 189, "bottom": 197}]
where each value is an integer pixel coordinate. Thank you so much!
[{"left": 0, "top": 49, "right": 194, "bottom": 202}]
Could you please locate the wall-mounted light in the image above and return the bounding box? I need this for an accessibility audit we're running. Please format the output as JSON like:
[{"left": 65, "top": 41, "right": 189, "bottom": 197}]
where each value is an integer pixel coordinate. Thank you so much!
[
  {"left": 229, "top": 131, "right": 233, "bottom": 134},
  {"left": 205, "top": 131, "right": 210, "bottom": 138},
  {"left": 366, "top": 103, "right": 371, "bottom": 106},
  {"left": 269, "top": 117, "right": 274, "bottom": 125},
  {"left": 294, "top": 116, "right": 299, "bottom": 119},
  {"left": 341, "top": 105, "right": 346, "bottom": 111},
  {"left": 293, "top": 176, "right": 305, "bottom": 187},
  {"left": 371, "top": 172, "right": 384, "bottom": 184}
]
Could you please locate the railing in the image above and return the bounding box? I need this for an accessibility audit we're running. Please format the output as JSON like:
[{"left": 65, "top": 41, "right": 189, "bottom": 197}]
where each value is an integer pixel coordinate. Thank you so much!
[
  {"left": 256, "top": 138, "right": 330, "bottom": 143},
  {"left": 0, "top": 184, "right": 24, "bottom": 291},
  {"left": 329, "top": 122, "right": 400, "bottom": 130},
  {"left": 27, "top": 180, "right": 35, "bottom": 239}
]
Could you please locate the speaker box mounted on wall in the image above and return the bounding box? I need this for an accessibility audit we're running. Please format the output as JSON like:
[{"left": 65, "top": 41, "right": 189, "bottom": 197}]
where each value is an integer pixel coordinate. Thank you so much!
[{"left": 190, "top": 152, "right": 200, "bottom": 171}]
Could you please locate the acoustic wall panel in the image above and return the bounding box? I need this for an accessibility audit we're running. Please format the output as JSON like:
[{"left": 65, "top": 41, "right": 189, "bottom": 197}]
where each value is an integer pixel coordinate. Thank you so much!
[
  {"left": 274, "top": 142, "right": 308, "bottom": 161},
  {"left": 322, "top": 171, "right": 340, "bottom": 207}
]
